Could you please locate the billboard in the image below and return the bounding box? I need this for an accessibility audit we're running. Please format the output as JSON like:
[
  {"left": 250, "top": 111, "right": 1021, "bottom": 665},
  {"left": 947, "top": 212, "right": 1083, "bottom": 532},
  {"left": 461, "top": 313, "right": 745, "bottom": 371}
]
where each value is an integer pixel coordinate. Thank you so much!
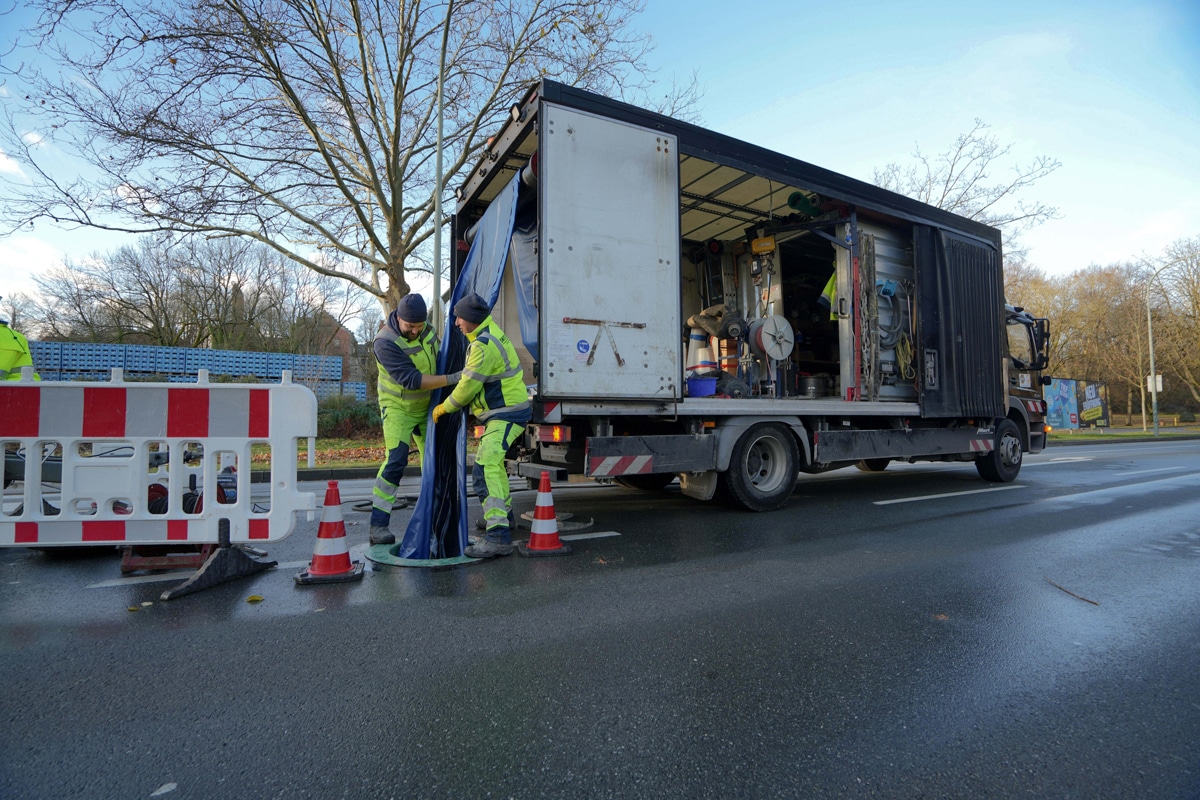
[
  {"left": 1077, "top": 380, "right": 1110, "bottom": 428},
  {"left": 1044, "top": 379, "right": 1109, "bottom": 430}
]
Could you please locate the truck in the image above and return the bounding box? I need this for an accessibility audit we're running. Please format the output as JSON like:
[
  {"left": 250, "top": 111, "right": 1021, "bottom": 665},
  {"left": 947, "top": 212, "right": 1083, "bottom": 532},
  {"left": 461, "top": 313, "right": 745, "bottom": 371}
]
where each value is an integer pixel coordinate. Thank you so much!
[{"left": 450, "top": 80, "right": 1050, "bottom": 511}]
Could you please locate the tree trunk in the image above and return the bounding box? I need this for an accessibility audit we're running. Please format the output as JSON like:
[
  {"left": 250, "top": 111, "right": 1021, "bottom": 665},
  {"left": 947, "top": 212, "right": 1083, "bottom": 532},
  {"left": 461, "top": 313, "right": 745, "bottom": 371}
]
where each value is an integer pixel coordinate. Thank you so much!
[{"left": 383, "top": 263, "right": 409, "bottom": 313}]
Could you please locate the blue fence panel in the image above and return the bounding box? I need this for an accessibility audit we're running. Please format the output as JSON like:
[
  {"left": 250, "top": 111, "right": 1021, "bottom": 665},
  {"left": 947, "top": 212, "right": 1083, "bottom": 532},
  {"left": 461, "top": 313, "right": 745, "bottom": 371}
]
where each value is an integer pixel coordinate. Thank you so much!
[
  {"left": 29, "top": 341, "right": 62, "bottom": 372},
  {"left": 267, "top": 353, "right": 294, "bottom": 378},
  {"left": 157, "top": 346, "right": 185, "bottom": 374}
]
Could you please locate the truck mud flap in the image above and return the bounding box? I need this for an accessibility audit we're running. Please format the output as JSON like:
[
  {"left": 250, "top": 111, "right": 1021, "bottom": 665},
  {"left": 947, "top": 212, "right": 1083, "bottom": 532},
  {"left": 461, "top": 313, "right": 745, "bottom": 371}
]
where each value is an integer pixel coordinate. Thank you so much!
[
  {"left": 585, "top": 435, "right": 717, "bottom": 477},
  {"left": 814, "top": 427, "right": 995, "bottom": 463}
]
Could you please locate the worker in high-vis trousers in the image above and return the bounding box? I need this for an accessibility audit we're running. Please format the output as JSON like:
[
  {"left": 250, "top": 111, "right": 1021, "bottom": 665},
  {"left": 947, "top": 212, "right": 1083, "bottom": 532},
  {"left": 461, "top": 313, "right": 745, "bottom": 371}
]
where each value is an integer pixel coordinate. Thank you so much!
[
  {"left": 370, "top": 293, "right": 459, "bottom": 546},
  {"left": 0, "top": 303, "right": 40, "bottom": 382},
  {"left": 432, "top": 293, "right": 531, "bottom": 559}
]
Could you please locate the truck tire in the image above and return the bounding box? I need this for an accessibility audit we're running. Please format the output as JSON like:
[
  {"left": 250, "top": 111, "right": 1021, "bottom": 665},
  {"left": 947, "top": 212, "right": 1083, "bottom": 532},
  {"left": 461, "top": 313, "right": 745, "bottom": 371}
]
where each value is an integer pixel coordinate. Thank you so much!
[
  {"left": 855, "top": 458, "right": 890, "bottom": 472},
  {"left": 614, "top": 473, "right": 677, "bottom": 491},
  {"left": 721, "top": 422, "right": 799, "bottom": 511},
  {"left": 976, "top": 418, "right": 1022, "bottom": 482}
]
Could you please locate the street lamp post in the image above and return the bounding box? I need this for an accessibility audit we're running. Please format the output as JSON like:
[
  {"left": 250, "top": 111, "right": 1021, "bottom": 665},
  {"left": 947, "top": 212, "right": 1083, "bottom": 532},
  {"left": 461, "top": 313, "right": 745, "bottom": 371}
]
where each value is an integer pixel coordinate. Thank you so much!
[
  {"left": 1146, "top": 283, "right": 1160, "bottom": 436},
  {"left": 1144, "top": 258, "right": 1183, "bottom": 436},
  {"left": 431, "top": 0, "right": 456, "bottom": 332}
]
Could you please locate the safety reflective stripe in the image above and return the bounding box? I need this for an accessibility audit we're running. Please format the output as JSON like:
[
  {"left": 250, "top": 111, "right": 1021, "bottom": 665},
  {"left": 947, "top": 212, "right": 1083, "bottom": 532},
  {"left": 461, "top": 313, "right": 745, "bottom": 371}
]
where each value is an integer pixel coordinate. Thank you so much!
[
  {"left": 378, "top": 383, "right": 432, "bottom": 400},
  {"left": 475, "top": 400, "right": 531, "bottom": 422},
  {"left": 483, "top": 496, "right": 508, "bottom": 513},
  {"left": 462, "top": 366, "right": 521, "bottom": 383},
  {"left": 372, "top": 475, "right": 398, "bottom": 514}
]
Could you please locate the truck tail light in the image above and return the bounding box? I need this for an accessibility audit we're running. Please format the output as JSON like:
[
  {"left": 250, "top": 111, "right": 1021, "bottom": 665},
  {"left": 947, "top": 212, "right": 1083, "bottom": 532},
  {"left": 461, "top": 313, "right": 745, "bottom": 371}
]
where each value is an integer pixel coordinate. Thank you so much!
[
  {"left": 471, "top": 425, "right": 485, "bottom": 439},
  {"left": 533, "top": 424, "right": 570, "bottom": 443}
]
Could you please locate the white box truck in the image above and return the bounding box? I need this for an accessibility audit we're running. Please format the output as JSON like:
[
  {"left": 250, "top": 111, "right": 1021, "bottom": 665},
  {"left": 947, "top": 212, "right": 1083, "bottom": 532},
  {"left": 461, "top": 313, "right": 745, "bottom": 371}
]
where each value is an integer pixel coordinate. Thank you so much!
[{"left": 451, "top": 80, "right": 1050, "bottom": 511}]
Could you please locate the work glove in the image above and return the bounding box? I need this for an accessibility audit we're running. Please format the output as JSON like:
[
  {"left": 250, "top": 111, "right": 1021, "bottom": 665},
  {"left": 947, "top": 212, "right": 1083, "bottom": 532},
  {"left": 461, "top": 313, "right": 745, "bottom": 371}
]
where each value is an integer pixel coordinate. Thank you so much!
[
  {"left": 444, "top": 371, "right": 462, "bottom": 385},
  {"left": 432, "top": 403, "right": 449, "bottom": 423}
]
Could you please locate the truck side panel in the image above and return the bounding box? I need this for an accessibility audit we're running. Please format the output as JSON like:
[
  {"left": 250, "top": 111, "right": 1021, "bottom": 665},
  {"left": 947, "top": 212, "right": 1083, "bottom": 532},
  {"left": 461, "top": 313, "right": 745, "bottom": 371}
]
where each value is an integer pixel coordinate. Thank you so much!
[
  {"left": 915, "top": 226, "right": 1006, "bottom": 419},
  {"left": 539, "top": 104, "right": 681, "bottom": 401}
]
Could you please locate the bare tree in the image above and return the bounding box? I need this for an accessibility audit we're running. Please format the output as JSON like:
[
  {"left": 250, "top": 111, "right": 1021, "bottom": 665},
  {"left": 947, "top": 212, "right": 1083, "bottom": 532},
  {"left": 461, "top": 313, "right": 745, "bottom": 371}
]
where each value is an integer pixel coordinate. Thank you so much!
[
  {"left": 28, "top": 236, "right": 369, "bottom": 351},
  {"left": 1049, "top": 263, "right": 1153, "bottom": 425},
  {"left": 2, "top": 0, "right": 696, "bottom": 311},
  {"left": 1152, "top": 236, "right": 1200, "bottom": 405},
  {"left": 873, "top": 119, "right": 1061, "bottom": 239}
]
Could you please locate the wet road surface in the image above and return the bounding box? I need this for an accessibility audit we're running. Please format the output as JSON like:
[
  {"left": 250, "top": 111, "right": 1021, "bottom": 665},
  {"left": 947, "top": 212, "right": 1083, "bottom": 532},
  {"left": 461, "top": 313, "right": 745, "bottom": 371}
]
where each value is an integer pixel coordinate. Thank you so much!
[{"left": 3, "top": 440, "right": 1200, "bottom": 798}]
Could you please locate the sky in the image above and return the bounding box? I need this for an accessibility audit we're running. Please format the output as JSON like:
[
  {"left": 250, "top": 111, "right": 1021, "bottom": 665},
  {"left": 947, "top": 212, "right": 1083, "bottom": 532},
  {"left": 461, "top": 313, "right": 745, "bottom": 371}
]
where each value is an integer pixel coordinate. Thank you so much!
[{"left": 2, "top": 0, "right": 1198, "bottom": 302}]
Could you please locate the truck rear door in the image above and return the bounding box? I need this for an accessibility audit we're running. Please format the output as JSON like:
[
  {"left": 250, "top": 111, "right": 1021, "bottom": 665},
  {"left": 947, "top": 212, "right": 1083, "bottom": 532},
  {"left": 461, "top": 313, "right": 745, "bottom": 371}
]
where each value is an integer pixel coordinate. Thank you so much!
[{"left": 538, "top": 103, "right": 680, "bottom": 401}]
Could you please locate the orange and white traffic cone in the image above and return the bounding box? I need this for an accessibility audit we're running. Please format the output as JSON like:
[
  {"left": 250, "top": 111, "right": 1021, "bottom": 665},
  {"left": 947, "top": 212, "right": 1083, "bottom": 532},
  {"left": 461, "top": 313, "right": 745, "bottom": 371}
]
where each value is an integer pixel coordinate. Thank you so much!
[
  {"left": 295, "top": 480, "right": 365, "bottom": 584},
  {"left": 517, "top": 471, "right": 572, "bottom": 557}
]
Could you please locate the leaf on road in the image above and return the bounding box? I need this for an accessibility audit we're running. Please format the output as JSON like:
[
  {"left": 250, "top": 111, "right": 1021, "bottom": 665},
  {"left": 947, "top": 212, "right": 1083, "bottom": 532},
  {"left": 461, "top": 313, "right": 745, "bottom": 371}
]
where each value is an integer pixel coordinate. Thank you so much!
[{"left": 246, "top": 595, "right": 264, "bottom": 604}]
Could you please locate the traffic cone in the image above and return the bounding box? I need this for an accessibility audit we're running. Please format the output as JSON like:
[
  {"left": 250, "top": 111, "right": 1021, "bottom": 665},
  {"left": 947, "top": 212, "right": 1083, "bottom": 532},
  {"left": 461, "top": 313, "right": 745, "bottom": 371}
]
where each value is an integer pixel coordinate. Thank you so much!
[
  {"left": 517, "top": 471, "right": 572, "bottom": 557},
  {"left": 295, "top": 481, "right": 365, "bottom": 584}
]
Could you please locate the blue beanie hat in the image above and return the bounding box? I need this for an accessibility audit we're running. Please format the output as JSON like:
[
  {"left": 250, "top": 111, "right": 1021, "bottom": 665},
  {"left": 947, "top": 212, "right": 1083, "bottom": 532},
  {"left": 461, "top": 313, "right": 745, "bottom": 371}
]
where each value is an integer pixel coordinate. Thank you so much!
[
  {"left": 453, "top": 293, "right": 490, "bottom": 324},
  {"left": 396, "top": 293, "right": 427, "bottom": 323}
]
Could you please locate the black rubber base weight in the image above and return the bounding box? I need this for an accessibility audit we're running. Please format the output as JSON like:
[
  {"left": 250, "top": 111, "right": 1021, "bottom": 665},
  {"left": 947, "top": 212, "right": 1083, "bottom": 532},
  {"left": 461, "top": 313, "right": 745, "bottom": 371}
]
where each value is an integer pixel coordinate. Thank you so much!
[
  {"left": 294, "top": 561, "right": 366, "bottom": 585},
  {"left": 160, "top": 546, "right": 278, "bottom": 600},
  {"left": 517, "top": 540, "right": 572, "bottom": 557}
]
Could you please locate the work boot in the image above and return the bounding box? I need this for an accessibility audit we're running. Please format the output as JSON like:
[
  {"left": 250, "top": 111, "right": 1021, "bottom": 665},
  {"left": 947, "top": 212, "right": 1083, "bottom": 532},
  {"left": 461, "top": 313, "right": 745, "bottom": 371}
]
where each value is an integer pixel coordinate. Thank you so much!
[
  {"left": 465, "top": 539, "right": 514, "bottom": 558},
  {"left": 369, "top": 526, "right": 395, "bottom": 546},
  {"left": 465, "top": 528, "right": 514, "bottom": 559}
]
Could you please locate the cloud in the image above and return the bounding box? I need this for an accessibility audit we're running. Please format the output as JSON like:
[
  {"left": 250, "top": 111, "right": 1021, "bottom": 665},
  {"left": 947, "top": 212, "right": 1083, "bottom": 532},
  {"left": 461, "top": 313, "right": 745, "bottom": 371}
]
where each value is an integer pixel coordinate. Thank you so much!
[
  {"left": 0, "top": 236, "right": 67, "bottom": 295},
  {"left": 0, "top": 148, "right": 27, "bottom": 177},
  {"left": 21, "top": 131, "right": 46, "bottom": 147}
]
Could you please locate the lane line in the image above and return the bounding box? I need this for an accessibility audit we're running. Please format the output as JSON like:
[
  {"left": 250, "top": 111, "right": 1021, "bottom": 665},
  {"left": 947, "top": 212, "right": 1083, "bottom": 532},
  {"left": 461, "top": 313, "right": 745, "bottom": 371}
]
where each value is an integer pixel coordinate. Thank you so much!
[
  {"left": 559, "top": 531, "right": 621, "bottom": 541},
  {"left": 88, "top": 571, "right": 195, "bottom": 589},
  {"left": 874, "top": 485, "right": 1025, "bottom": 506},
  {"left": 1124, "top": 466, "right": 1188, "bottom": 477}
]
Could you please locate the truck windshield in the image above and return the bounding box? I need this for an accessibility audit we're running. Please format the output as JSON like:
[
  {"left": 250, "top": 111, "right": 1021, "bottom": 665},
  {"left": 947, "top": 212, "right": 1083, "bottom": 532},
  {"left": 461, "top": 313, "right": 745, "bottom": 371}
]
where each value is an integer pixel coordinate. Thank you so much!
[{"left": 1007, "top": 321, "right": 1035, "bottom": 368}]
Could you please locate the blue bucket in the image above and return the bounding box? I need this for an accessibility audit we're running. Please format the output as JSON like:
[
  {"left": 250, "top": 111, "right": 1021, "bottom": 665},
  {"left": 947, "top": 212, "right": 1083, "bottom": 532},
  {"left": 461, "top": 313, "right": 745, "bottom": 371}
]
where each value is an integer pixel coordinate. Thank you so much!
[{"left": 686, "top": 376, "right": 717, "bottom": 397}]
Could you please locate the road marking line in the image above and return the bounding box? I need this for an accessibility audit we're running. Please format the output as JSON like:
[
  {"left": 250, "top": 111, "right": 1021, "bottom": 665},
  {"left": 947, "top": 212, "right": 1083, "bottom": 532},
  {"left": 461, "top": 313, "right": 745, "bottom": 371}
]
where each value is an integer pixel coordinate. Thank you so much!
[
  {"left": 874, "top": 485, "right": 1025, "bottom": 506},
  {"left": 1124, "top": 467, "right": 1188, "bottom": 477},
  {"left": 560, "top": 531, "right": 620, "bottom": 541},
  {"left": 88, "top": 571, "right": 195, "bottom": 589}
]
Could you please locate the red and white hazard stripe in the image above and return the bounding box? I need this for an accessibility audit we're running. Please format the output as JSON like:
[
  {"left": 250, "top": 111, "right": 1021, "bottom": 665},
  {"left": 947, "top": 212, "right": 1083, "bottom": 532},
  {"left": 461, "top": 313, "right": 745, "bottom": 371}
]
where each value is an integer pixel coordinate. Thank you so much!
[
  {"left": 967, "top": 439, "right": 994, "bottom": 452},
  {"left": 541, "top": 401, "right": 562, "bottom": 424},
  {"left": 0, "top": 385, "right": 272, "bottom": 438},
  {"left": 8, "top": 518, "right": 272, "bottom": 546},
  {"left": 1023, "top": 399, "right": 1046, "bottom": 414},
  {"left": 589, "top": 455, "right": 654, "bottom": 477}
]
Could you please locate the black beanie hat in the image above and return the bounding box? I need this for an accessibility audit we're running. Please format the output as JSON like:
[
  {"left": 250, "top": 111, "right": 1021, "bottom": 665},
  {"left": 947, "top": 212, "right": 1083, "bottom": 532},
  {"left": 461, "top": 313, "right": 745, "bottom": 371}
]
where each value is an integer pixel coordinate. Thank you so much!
[
  {"left": 396, "top": 293, "right": 427, "bottom": 323},
  {"left": 453, "top": 293, "right": 490, "bottom": 324}
]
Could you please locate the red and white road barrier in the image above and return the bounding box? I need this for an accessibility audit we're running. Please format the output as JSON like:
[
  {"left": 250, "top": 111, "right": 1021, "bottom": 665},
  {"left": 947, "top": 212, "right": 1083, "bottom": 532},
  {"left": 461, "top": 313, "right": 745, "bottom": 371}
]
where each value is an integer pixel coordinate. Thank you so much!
[{"left": 1, "top": 370, "right": 317, "bottom": 546}]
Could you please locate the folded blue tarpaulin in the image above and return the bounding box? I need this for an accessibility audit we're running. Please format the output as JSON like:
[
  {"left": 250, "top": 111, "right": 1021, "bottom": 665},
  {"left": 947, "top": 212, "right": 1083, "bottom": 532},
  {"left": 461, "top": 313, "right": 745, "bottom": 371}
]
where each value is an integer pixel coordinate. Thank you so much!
[{"left": 399, "top": 173, "right": 522, "bottom": 559}]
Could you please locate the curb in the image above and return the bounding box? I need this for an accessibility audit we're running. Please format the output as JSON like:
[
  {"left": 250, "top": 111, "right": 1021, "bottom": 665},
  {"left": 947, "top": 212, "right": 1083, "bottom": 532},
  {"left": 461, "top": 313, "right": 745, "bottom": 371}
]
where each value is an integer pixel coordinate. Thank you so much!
[{"left": 1048, "top": 433, "right": 1200, "bottom": 446}]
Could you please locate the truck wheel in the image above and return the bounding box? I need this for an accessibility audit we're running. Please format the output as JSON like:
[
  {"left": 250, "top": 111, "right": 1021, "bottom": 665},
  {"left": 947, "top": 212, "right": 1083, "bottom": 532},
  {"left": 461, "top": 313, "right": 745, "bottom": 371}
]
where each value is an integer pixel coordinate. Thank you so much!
[
  {"left": 615, "top": 473, "right": 677, "bottom": 491},
  {"left": 721, "top": 422, "right": 799, "bottom": 511},
  {"left": 976, "top": 418, "right": 1023, "bottom": 482},
  {"left": 855, "top": 458, "right": 890, "bottom": 472}
]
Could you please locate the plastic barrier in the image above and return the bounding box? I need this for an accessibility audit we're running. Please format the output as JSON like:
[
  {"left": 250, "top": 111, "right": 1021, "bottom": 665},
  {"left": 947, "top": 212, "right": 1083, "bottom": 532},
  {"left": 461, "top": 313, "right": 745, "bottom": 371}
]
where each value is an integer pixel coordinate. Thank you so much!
[{"left": 1, "top": 369, "right": 317, "bottom": 547}]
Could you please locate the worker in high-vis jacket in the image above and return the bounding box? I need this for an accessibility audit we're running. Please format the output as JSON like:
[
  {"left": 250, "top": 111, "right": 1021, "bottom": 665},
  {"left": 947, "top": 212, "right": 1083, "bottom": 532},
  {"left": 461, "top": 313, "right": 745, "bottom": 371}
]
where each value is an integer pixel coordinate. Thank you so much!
[
  {"left": 432, "top": 294, "right": 531, "bottom": 559},
  {"left": 0, "top": 304, "right": 40, "bottom": 382},
  {"left": 370, "top": 293, "right": 459, "bottom": 546}
]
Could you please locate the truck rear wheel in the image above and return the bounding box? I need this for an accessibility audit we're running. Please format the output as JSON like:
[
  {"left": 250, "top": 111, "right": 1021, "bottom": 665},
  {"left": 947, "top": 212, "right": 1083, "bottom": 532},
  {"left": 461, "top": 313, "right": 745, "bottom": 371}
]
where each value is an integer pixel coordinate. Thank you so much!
[
  {"left": 614, "top": 473, "right": 677, "bottom": 491},
  {"left": 976, "top": 418, "right": 1022, "bottom": 482},
  {"left": 721, "top": 422, "right": 799, "bottom": 511},
  {"left": 855, "top": 458, "right": 890, "bottom": 472}
]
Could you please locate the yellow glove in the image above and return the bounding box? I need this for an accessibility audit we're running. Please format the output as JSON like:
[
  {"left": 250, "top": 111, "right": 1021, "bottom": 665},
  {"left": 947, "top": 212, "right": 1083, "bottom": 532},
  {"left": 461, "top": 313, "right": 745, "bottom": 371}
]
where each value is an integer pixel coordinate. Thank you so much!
[{"left": 432, "top": 403, "right": 449, "bottom": 423}]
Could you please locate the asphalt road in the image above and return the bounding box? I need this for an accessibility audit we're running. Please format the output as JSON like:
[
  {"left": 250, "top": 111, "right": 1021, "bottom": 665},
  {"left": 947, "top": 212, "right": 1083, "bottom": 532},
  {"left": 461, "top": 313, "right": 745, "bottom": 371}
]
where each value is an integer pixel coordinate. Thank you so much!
[{"left": 3, "top": 439, "right": 1200, "bottom": 798}]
